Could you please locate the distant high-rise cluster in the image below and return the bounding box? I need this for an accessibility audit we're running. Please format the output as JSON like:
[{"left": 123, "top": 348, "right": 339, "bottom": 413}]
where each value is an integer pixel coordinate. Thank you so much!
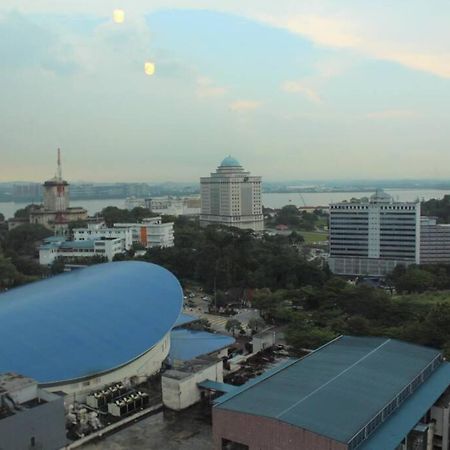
[{"left": 200, "top": 156, "right": 264, "bottom": 231}]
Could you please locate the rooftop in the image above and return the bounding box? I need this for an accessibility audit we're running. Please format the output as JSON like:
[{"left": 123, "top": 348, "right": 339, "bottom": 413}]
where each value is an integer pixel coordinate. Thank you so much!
[
  {"left": 215, "top": 336, "right": 447, "bottom": 447},
  {"left": 0, "top": 261, "right": 183, "bottom": 384},
  {"left": 169, "top": 329, "right": 235, "bottom": 362},
  {"left": 220, "top": 156, "right": 241, "bottom": 167}
]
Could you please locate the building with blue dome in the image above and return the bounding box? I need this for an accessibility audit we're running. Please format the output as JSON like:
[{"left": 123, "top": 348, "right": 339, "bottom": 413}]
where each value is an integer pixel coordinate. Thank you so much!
[{"left": 200, "top": 157, "right": 264, "bottom": 231}]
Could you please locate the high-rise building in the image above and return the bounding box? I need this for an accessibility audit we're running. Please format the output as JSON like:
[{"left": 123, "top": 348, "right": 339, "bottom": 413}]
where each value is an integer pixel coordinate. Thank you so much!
[
  {"left": 328, "top": 189, "right": 421, "bottom": 276},
  {"left": 420, "top": 217, "right": 450, "bottom": 264},
  {"left": 200, "top": 156, "right": 264, "bottom": 231}
]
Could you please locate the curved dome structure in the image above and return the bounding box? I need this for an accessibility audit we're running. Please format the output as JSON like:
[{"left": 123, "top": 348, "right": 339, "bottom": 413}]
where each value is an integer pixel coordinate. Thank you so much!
[
  {"left": 220, "top": 155, "right": 241, "bottom": 167},
  {"left": 0, "top": 261, "right": 182, "bottom": 386}
]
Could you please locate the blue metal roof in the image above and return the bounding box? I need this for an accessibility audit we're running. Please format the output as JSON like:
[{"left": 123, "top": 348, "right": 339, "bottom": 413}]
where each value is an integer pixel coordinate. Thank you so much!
[
  {"left": 174, "top": 313, "right": 199, "bottom": 328},
  {"left": 360, "top": 362, "right": 450, "bottom": 450},
  {"left": 169, "top": 329, "right": 235, "bottom": 361},
  {"left": 198, "top": 380, "right": 237, "bottom": 394},
  {"left": 215, "top": 336, "right": 445, "bottom": 445},
  {"left": 0, "top": 261, "right": 183, "bottom": 384},
  {"left": 220, "top": 156, "right": 240, "bottom": 167},
  {"left": 60, "top": 240, "right": 95, "bottom": 249}
]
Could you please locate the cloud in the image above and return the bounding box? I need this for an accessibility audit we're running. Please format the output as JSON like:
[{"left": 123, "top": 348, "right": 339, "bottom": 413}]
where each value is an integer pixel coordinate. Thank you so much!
[
  {"left": 258, "top": 13, "right": 450, "bottom": 79},
  {"left": 196, "top": 77, "right": 227, "bottom": 98},
  {"left": 229, "top": 99, "right": 262, "bottom": 112},
  {"left": 281, "top": 81, "right": 322, "bottom": 103},
  {"left": 366, "top": 109, "right": 420, "bottom": 119}
]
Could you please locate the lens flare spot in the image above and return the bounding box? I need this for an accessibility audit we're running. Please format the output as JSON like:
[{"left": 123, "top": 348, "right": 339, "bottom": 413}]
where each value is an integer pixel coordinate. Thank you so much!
[
  {"left": 113, "top": 9, "right": 125, "bottom": 24},
  {"left": 144, "top": 62, "right": 156, "bottom": 76}
]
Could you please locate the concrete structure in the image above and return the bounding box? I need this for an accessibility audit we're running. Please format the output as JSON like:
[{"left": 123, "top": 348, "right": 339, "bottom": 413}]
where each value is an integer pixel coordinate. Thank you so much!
[
  {"left": 28, "top": 149, "right": 87, "bottom": 235},
  {"left": 125, "top": 196, "right": 201, "bottom": 216},
  {"left": 200, "top": 156, "right": 264, "bottom": 231},
  {"left": 328, "top": 190, "right": 421, "bottom": 276},
  {"left": 252, "top": 328, "right": 277, "bottom": 353},
  {"left": 74, "top": 222, "right": 134, "bottom": 250},
  {"left": 213, "top": 336, "right": 450, "bottom": 450},
  {"left": 0, "top": 262, "right": 183, "bottom": 400},
  {"left": 39, "top": 237, "right": 126, "bottom": 265},
  {"left": 420, "top": 217, "right": 450, "bottom": 264},
  {"left": 162, "top": 357, "right": 224, "bottom": 411},
  {"left": 113, "top": 217, "right": 174, "bottom": 248},
  {"left": 0, "top": 373, "right": 66, "bottom": 450}
]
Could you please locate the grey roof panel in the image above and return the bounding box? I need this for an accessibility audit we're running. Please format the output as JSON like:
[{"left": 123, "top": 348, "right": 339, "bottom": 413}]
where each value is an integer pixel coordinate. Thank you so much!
[{"left": 216, "top": 336, "right": 443, "bottom": 444}]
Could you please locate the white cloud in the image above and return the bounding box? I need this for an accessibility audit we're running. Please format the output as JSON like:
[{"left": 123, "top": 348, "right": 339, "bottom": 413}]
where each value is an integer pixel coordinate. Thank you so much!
[
  {"left": 281, "top": 81, "right": 322, "bottom": 103},
  {"left": 229, "top": 99, "right": 262, "bottom": 112}
]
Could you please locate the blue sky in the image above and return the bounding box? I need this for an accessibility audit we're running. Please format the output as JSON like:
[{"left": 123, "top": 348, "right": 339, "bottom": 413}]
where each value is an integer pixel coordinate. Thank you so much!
[{"left": 0, "top": 1, "right": 449, "bottom": 182}]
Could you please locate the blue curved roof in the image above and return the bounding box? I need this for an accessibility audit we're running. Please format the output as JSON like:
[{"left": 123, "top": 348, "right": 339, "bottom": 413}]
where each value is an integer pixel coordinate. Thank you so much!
[
  {"left": 220, "top": 155, "right": 240, "bottom": 167},
  {"left": 0, "top": 261, "right": 183, "bottom": 384}
]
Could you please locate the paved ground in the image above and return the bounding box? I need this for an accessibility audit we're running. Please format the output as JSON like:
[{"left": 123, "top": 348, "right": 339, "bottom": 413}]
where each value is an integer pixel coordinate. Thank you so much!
[{"left": 83, "top": 405, "right": 212, "bottom": 450}]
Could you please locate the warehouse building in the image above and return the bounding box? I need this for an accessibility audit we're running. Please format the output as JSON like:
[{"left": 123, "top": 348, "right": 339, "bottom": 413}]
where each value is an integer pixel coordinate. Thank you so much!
[
  {"left": 213, "top": 336, "right": 450, "bottom": 450},
  {"left": 0, "top": 261, "right": 183, "bottom": 401}
]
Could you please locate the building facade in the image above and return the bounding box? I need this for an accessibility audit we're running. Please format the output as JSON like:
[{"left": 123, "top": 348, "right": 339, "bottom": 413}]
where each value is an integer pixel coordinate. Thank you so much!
[
  {"left": 200, "top": 156, "right": 264, "bottom": 231},
  {"left": 39, "top": 237, "right": 126, "bottom": 265},
  {"left": 0, "top": 373, "right": 66, "bottom": 450},
  {"left": 420, "top": 217, "right": 450, "bottom": 264},
  {"left": 328, "top": 190, "right": 421, "bottom": 276}
]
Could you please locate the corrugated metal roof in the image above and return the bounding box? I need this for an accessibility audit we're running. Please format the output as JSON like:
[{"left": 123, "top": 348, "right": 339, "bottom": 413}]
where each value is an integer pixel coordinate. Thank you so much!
[
  {"left": 215, "top": 336, "right": 445, "bottom": 444},
  {"left": 360, "top": 362, "right": 450, "bottom": 450},
  {"left": 169, "top": 329, "right": 235, "bottom": 362},
  {"left": 0, "top": 261, "right": 182, "bottom": 384}
]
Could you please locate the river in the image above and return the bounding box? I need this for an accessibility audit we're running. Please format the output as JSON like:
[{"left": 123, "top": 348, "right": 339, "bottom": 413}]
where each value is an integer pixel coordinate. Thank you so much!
[{"left": 0, "top": 189, "right": 449, "bottom": 219}]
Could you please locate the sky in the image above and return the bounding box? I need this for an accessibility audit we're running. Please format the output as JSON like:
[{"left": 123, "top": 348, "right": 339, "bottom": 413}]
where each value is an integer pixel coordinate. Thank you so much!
[{"left": 1, "top": 1, "right": 450, "bottom": 182}]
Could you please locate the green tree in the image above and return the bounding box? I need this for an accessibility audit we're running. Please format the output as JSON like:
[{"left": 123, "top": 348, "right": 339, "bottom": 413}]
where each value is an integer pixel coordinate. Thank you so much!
[{"left": 225, "top": 319, "right": 242, "bottom": 337}]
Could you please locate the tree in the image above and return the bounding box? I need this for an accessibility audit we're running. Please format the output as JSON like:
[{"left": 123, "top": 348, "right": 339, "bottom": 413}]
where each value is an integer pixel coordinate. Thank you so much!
[
  {"left": 5, "top": 224, "right": 53, "bottom": 255},
  {"left": 248, "top": 318, "right": 265, "bottom": 334},
  {"left": 225, "top": 319, "right": 242, "bottom": 337}
]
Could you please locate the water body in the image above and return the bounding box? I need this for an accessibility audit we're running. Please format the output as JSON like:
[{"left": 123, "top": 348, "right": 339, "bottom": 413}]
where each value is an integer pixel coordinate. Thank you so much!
[{"left": 1, "top": 189, "right": 449, "bottom": 219}]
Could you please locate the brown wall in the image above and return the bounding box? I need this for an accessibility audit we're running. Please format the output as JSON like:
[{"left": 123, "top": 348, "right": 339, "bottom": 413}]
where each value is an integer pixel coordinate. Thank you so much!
[{"left": 213, "top": 408, "right": 348, "bottom": 450}]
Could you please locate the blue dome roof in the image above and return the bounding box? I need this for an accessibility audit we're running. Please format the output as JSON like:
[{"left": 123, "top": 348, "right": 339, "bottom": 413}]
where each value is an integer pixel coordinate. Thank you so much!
[
  {"left": 220, "top": 155, "right": 241, "bottom": 167},
  {"left": 0, "top": 261, "right": 183, "bottom": 384}
]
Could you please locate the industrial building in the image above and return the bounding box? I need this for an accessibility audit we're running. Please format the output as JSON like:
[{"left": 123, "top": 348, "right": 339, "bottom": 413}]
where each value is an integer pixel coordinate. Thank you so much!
[
  {"left": 328, "top": 190, "right": 421, "bottom": 276},
  {"left": 0, "top": 261, "right": 183, "bottom": 400},
  {"left": 213, "top": 336, "right": 450, "bottom": 450},
  {"left": 0, "top": 373, "right": 66, "bottom": 450},
  {"left": 200, "top": 156, "right": 264, "bottom": 231}
]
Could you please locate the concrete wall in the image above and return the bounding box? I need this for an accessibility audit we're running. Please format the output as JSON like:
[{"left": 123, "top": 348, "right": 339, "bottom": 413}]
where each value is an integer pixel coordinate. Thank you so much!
[
  {"left": 162, "top": 361, "right": 223, "bottom": 411},
  {"left": 253, "top": 330, "right": 276, "bottom": 353},
  {"left": 0, "top": 396, "right": 66, "bottom": 450},
  {"left": 45, "top": 333, "right": 170, "bottom": 403},
  {"left": 213, "top": 408, "right": 348, "bottom": 450}
]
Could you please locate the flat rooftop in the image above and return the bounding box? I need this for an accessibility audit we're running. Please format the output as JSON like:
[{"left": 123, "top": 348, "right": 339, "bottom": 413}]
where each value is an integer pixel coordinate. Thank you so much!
[{"left": 215, "top": 336, "right": 449, "bottom": 447}]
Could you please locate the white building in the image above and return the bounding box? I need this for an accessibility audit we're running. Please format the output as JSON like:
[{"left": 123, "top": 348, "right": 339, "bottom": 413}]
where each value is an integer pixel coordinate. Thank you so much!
[
  {"left": 200, "top": 156, "right": 264, "bottom": 231},
  {"left": 113, "top": 217, "right": 174, "bottom": 249},
  {"left": 328, "top": 189, "right": 421, "bottom": 276},
  {"left": 74, "top": 223, "right": 134, "bottom": 250},
  {"left": 124, "top": 196, "right": 201, "bottom": 216},
  {"left": 39, "top": 237, "right": 126, "bottom": 265}
]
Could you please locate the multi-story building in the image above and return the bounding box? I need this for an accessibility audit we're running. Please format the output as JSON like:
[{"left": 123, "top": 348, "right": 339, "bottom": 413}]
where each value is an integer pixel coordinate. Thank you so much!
[
  {"left": 328, "top": 189, "right": 421, "bottom": 276},
  {"left": 200, "top": 156, "right": 264, "bottom": 231},
  {"left": 113, "top": 217, "right": 174, "bottom": 249},
  {"left": 74, "top": 223, "right": 134, "bottom": 250},
  {"left": 420, "top": 217, "right": 450, "bottom": 264},
  {"left": 39, "top": 237, "right": 126, "bottom": 265}
]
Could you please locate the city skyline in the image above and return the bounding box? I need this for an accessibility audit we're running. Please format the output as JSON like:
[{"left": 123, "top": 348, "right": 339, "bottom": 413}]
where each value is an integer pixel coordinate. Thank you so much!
[{"left": 1, "top": 1, "right": 450, "bottom": 182}]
